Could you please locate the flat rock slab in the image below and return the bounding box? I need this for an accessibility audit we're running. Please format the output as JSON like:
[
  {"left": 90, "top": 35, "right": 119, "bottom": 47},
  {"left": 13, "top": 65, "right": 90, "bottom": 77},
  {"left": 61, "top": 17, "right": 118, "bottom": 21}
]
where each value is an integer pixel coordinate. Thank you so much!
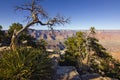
[{"left": 55, "top": 66, "right": 81, "bottom": 80}]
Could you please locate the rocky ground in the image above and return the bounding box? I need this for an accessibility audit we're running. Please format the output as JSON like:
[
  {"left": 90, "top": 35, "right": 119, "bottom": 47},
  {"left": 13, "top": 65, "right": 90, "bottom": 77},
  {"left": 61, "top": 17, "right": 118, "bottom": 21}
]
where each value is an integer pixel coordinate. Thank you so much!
[{"left": 50, "top": 54, "right": 119, "bottom": 80}]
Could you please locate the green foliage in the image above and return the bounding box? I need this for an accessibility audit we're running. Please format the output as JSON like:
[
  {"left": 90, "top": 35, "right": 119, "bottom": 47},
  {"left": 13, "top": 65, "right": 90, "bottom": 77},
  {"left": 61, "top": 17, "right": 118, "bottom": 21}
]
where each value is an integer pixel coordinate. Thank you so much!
[
  {"left": 0, "top": 25, "right": 9, "bottom": 45},
  {"left": 59, "top": 51, "right": 78, "bottom": 66},
  {"left": 87, "top": 36, "right": 111, "bottom": 58},
  {"left": 8, "top": 23, "right": 23, "bottom": 37},
  {"left": 5, "top": 23, "right": 23, "bottom": 44},
  {"left": 0, "top": 25, "right": 2, "bottom": 30},
  {"left": 65, "top": 32, "right": 86, "bottom": 57},
  {"left": 0, "top": 48, "right": 54, "bottom": 80},
  {"left": 63, "top": 27, "right": 112, "bottom": 66},
  {"left": 34, "top": 39, "right": 47, "bottom": 50},
  {"left": 64, "top": 37, "right": 77, "bottom": 55},
  {"left": 7, "top": 23, "right": 35, "bottom": 46},
  {"left": 19, "top": 33, "right": 36, "bottom": 47},
  {"left": 86, "top": 27, "right": 120, "bottom": 79},
  {"left": 63, "top": 31, "right": 86, "bottom": 67},
  {"left": 0, "top": 25, "right": 5, "bottom": 44},
  {"left": 90, "top": 26, "right": 95, "bottom": 34},
  {"left": 90, "top": 56, "right": 120, "bottom": 79},
  {"left": 60, "top": 27, "right": 120, "bottom": 79}
]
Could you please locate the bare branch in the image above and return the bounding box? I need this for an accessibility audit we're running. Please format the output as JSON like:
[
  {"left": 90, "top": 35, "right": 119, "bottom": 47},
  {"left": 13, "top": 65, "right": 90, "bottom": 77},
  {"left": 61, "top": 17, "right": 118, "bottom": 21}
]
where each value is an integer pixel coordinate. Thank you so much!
[
  {"left": 15, "top": 6, "right": 31, "bottom": 11},
  {"left": 48, "top": 25, "right": 55, "bottom": 36},
  {"left": 16, "top": 21, "right": 35, "bottom": 37},
  {"left": 15, "top": 0, "right": 48, "bottom": 21},
  {"left": 24, "top": 16, "right": 32, "bottom": 23},
  {"left": 48, "top": 14, "right": 70, "bottom": 26},
  {"left": 36, "top": 6, "right": 48, "bottom": 18},
  {"left": 37, "top": 21, "right": 48, "bottom": 25}
]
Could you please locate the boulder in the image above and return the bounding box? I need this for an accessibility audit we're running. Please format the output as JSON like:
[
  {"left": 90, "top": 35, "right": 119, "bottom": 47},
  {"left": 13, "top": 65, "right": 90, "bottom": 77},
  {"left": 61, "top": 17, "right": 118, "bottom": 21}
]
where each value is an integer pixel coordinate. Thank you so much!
[{"left": 55, "top": 66, "right": 81, "bottom": 80}]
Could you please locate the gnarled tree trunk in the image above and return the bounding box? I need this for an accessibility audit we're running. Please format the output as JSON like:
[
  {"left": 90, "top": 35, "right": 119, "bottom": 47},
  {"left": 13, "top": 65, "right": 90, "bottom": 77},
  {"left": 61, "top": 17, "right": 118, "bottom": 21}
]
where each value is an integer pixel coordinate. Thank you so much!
[
  {"left": 10, "top": 21, "right": 34, "bottom": 50},
  {"left": 10, "top": 31, "right": 18, "bottom": 51}
]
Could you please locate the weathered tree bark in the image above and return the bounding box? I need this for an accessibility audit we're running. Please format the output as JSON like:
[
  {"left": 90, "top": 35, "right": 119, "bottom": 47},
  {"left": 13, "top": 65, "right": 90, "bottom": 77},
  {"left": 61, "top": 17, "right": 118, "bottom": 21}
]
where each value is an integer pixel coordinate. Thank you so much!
[
  {"left": 10, "top": 31, "right": 18, "bottom": 51},
  {"left": 10, "top": 21, "right": 35, "bottom": 50}
]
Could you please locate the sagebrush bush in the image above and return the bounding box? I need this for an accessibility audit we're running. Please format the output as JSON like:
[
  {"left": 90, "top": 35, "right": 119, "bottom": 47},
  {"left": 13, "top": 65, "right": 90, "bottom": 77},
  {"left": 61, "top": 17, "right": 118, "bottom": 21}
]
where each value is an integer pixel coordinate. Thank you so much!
[{"left": 0, "top": 48, "right": 54, "bottom": 80}]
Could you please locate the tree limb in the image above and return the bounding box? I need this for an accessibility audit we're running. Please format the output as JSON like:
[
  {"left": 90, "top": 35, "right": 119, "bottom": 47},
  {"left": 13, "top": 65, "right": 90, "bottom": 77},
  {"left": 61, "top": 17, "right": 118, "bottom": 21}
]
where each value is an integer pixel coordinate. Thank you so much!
[{"left": 10, "top": 0, "right": 70, "bottom": 50}]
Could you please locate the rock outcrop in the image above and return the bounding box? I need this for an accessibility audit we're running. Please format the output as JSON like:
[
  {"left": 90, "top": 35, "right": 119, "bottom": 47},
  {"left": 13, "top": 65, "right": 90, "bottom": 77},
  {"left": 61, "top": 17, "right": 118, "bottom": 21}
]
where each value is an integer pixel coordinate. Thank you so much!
[
  {"left": 50, "top": 54, "right": 81, "bottom": 80},
  {"left": 55, "top": 66, "right": 81, "bottom": 80}
]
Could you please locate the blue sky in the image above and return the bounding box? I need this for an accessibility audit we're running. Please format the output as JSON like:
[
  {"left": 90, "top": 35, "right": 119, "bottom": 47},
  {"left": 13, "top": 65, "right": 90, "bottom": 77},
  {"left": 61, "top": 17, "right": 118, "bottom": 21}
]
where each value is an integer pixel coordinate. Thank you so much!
[{"left": 0, "top": 0, "right": 120, "bottom": 30}]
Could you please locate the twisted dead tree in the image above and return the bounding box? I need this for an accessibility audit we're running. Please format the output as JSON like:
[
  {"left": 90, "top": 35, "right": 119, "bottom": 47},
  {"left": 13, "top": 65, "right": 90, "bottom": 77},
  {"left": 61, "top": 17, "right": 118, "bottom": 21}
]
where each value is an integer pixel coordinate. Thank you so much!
[{"left": 10, "top": 0, "right": 70, "bottom": 50}]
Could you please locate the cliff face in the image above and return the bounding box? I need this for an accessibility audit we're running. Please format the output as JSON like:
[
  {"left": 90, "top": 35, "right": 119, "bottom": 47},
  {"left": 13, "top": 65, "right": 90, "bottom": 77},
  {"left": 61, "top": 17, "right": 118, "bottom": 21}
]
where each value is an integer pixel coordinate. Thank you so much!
[
  {"left": 29, "top": 29, "right": 120, "bottom": 60},
  {"left": 29, "top": 30, "right": 76, "bottom": 40},
  {"left": 29, "top": 30, "right": 76, "bottom": 50}
]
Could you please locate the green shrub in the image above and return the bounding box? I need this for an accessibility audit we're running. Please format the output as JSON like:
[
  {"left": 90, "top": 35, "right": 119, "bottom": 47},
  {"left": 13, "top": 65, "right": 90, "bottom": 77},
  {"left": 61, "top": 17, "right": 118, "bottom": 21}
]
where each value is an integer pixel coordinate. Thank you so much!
[
  {"left": 59, "top": 52, "right": 78, "bottom": 67},
  {"left": 90, "top": 56, "right": 120, "bottom": 79},
  {"left": 0, "top": 48, "right": 54, "bottom": 80}
]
